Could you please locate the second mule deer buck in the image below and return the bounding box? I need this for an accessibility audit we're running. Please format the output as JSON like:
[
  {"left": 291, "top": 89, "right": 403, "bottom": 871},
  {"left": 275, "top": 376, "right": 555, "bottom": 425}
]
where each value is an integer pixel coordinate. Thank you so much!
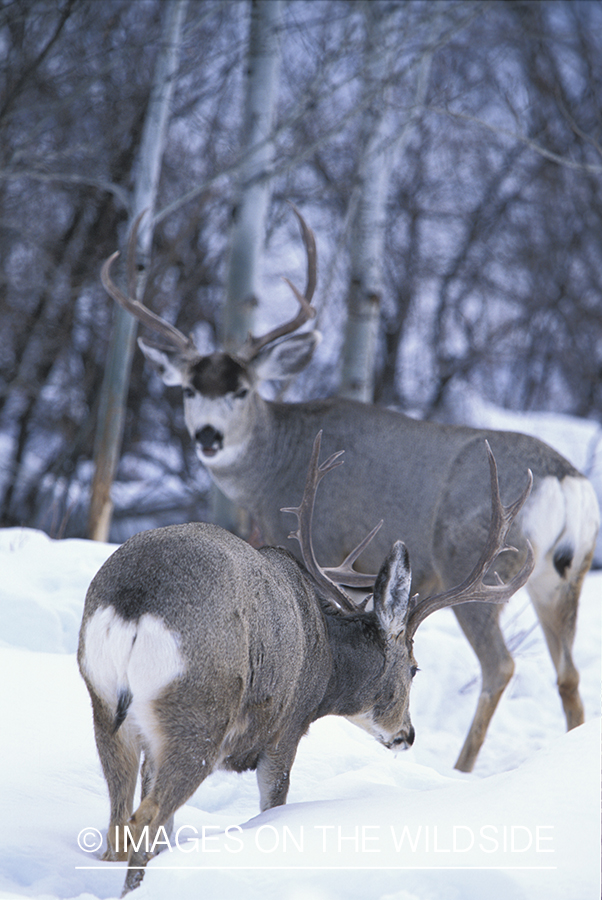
[
  {"left": 101, "top": 208, "right": 599, "bottom": 772},
  {"left": 79, "top": 433, "right": 533, "bottom": 895}
]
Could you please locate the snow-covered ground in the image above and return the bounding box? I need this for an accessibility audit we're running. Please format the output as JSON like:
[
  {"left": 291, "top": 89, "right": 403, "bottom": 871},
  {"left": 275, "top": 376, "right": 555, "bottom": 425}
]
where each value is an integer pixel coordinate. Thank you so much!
[{"left": 0, "top": 521, "right": 600, "bottom": 900}]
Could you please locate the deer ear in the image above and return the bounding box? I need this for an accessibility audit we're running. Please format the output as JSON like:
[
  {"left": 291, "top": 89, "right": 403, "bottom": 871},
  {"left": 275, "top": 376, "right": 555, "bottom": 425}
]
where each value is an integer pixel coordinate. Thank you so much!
[
  {"left": 252, "top": 331, "right": 321, "bottom": 381},
  {"left": 374, "top": 541, "right": 412, "bottom": 637},
  {"left": 138, "top": 338, "right": 187, "bottom": 386}
]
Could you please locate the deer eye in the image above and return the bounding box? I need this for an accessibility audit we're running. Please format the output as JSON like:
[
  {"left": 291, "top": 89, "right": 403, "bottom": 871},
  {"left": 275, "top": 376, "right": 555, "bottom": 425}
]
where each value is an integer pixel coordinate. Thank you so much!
[
  {"left": 233, "top": 387, "right": 248, "bottom": 400},
  {"left": 183, "top": 386, "right": 196, "bottom": 399},
  {"left": 410, "top": 665, "right": 419, "bottom": 679}
]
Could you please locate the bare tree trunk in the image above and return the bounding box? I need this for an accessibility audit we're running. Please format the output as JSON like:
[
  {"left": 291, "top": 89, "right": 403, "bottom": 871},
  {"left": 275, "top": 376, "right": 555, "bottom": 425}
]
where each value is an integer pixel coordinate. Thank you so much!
[
  {"left": 223, "top": 0, "right": 282, "bottom": 351},
  {"left": 88, "top": 0, "right": 188, "bottom": 541},
  {"left": 214, "top": 0, "right": 282, "bottom": 533},
  {"left": 339, "top": 3, "right": 434, "bottom": 403}
]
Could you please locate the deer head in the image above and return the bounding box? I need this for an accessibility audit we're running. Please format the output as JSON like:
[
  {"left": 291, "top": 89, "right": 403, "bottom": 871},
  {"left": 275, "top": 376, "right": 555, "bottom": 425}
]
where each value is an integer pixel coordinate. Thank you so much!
[{"left": 101, "top": 206, "right": 320, "bottom": 466}]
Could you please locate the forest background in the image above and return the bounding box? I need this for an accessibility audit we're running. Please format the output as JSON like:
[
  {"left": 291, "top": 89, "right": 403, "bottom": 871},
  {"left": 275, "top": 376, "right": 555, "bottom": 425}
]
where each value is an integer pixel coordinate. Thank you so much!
[{"left": 1, "top": 0, "right": 601, "bottom": 543}]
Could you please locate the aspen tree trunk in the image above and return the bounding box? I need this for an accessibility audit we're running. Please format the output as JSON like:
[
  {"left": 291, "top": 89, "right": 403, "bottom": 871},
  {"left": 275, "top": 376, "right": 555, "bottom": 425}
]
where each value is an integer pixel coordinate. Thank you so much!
[
  {"left": 223, "top": 0, "right": 282, "bottom": 351},
  {"left": 88, "top": 0, "right": 188, "bottom": 541},
  {"left": 214, "top": 0, "right": 282, "bottom": 534},
  {"left": 339, "top": 3, "right": 433, "bottom": 404}
]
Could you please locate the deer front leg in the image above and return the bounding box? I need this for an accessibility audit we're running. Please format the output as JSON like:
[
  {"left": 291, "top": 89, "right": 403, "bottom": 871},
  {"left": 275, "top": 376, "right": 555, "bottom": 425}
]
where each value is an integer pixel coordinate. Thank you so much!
[
  {"left": 256, "top": 745, "right": 299, "bottom": 810},
  {"left": 452, "top": 602, "right": 515, "bottom": 773}
]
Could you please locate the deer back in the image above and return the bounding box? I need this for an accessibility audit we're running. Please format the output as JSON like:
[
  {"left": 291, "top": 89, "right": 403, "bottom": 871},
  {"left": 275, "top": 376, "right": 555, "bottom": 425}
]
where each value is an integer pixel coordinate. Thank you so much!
[{"left": 222, "top": 399, "right": 566, "bottom": 592}]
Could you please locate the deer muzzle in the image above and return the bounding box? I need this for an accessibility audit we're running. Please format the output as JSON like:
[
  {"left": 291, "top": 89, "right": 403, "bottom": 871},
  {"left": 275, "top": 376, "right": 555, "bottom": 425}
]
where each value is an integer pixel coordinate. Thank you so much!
[
  {"left": 386, "top": 724, "right": 415, "bottom": 751},
  {"left": 195, "top": 425, "right": 224, "bottom": 457}
]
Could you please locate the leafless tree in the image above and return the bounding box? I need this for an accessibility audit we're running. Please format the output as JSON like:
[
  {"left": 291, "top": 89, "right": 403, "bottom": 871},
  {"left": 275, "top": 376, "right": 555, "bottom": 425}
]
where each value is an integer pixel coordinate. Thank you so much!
[
  {"left": 88, "top": 0, "right": 188, "bottom": 541},
  {"left": 0, "top": 0, "right": 600, "bottom": 540}
]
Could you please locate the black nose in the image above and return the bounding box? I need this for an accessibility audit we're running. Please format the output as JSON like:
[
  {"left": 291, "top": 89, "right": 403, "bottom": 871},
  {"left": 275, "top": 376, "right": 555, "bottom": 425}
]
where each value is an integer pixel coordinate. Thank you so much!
[
  {"left": 391, "top": 725, "right": 415, "bottom": 749},
  {"left": 195, "top": 425, "right": 223, "bottom": 452}
]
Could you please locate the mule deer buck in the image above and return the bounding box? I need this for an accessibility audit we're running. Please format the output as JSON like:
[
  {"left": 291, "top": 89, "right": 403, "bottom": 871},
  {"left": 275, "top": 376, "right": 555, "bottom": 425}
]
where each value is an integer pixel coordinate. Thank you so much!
[
  {"left": 101, "top": 208, "right": 599, "bottom": 773},
  {"left": 79, "top": 433, "right": 533, "bottom": 895}
]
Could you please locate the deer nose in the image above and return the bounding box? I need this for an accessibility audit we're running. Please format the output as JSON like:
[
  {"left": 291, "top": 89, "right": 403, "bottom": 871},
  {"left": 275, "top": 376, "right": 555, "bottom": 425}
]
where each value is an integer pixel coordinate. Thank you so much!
[
  {"left": 195, "top": 425, "right": 224, "bottom": 456},
  {"left": 389, "top": 724, "right": 415, "bottom": 750}
]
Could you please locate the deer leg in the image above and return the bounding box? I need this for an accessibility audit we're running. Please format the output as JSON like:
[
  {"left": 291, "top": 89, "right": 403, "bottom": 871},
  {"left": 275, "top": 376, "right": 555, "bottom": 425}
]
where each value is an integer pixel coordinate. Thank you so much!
[
  {"left": 89, "top": 693, "right": 141, "bottom": 862},
  {"left": 256, "top": 744, "right": 298, "bottom": 811},
  {"left": 121, "top": 687, "right": 234, "bottom": 895},
  {"left": 140, "top": 755, "right": 174, "bottom": 847},
  {"left": 451, "top": 602, "right": 515, "bottom": 773},
  {"left": 121, "top": 739, "right": 217, "bottom": 895},
  {"left": 526, "top": 553, "right": 592, "bottom": 731},
  {"left": 123, "top": 744, "right": 221, "bottom": 892}
]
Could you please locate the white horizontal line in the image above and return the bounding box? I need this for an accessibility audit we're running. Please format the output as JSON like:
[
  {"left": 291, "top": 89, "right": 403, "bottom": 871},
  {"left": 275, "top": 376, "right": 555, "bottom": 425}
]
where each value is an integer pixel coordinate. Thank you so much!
[{"left": 76, "top": 865, "right": 558, "bottom": 871}]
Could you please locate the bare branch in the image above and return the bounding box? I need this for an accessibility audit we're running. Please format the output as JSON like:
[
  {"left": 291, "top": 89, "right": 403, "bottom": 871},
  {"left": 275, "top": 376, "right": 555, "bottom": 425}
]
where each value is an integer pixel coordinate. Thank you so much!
[
  {"left": 428, "top": 105, "right": 602, "bottom": 174},
  {"left": 0, "top": 169, "right": 130, "bottom": 210}
]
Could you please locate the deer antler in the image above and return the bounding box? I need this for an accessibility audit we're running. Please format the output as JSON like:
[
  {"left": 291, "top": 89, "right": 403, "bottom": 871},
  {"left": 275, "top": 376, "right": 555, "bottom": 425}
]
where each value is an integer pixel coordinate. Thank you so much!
[
  {"left": 406, "top": 441, "right": 534, "bottom": 640},
  {"left": 282, "top": 431, "right": 383, "bottom": 613},
  {"left": 238, "top": 204, "right": 317, "bottom": 362},
  {"left": 102, "top": 206, "right": 316, "bottom": 363},
  {"left": 100, "top": 210, "right": 198, "bottom": 358}
]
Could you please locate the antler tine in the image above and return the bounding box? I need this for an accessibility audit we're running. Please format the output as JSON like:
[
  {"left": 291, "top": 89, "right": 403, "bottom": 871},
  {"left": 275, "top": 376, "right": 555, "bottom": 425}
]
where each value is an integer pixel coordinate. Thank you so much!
[
  {"left": 239, "top": 204, "right": 317, "bottom": 362},
  {"left": 323, "top": 519, "right": 383, "bottom": 588},
  {"left": 282, "top": 432, "right": 381, "bottom": 613},
  {"left": 100, "top": 210, "right": 197, "bottom": 358},
  {"left": 406, "top": 441, "right": 535, "bottom": 640},
  {"left": 288, "top": 201, "right": 317, "bottom": 303}
]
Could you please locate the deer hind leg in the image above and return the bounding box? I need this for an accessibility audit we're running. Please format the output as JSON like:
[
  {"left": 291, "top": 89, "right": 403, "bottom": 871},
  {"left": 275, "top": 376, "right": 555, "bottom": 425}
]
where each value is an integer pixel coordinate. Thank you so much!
[
  {"left": 89, "top": 692, "right": 141, "bottom": 862},
  {"left": 121, "top": 741, "right": 218, "bottom": 895},
  {"left": 121, "top": 688, "right": 234, "bottom": 895},
  {"left": 451, "top": 601, "right": 515, "bottom": 773},
  {"left": 139, "top": 754, "right": 174, "bottom": 847},
  {"left": 522, "top": 473, "right": 599, "bottom": 731},
  {"left": 526, "top": 548, "right": 593, "bottom": 731}
]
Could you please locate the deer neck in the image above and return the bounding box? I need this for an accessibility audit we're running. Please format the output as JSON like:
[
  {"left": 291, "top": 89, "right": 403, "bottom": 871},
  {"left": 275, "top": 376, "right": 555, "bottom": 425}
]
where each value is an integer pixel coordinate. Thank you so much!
[
  {"left": 205, "top": 398, "right": 303, "bottom": 531},
  {"left": 316, "top": 610, "right": 386, "bottom": 719},
  {"left": 204, "top": 393, "right": 275, "bottom": 500}
]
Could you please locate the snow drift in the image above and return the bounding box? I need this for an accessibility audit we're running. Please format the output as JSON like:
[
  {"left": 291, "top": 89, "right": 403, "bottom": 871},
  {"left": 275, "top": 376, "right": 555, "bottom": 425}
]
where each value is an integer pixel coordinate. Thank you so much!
[{"left": 0, "top": 524, "right": 600, "bottom": 900}]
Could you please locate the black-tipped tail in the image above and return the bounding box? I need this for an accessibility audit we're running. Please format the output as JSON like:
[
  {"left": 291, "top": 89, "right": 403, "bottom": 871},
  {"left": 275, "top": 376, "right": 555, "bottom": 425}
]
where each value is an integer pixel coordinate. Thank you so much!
[
  {"left": 113, "top": 688, "right": 133, "bottom": 734},
  {"left": 553, "top": 545, "right": 574, "bottom": 578}
]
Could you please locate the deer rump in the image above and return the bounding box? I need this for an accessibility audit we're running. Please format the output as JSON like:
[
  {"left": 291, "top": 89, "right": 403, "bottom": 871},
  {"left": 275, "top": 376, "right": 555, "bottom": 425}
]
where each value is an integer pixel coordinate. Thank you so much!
[{"left": 78, "top": 523, "right": 334, "bottom": 782}]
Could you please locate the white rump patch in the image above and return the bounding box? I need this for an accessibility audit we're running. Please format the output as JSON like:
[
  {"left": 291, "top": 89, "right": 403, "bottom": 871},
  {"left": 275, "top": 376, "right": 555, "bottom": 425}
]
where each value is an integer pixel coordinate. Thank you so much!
[
  {"left": 521, "top": 475, "right": 600, "bottom": 577},
  {"left": 81, "top": 607, "right": 185, "bottom": 708}
]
